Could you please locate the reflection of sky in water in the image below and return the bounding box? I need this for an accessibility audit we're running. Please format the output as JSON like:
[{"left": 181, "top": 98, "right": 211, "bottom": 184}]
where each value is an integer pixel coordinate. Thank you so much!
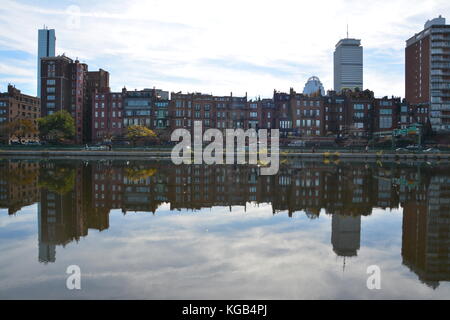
[{"left": 1, "top": 203, "right": 450, "bottom": 299}]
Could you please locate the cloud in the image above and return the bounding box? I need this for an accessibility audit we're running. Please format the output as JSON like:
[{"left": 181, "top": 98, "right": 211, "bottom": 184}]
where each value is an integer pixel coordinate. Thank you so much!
[
  {"left": 0, "top": 0, "right": 449, "bottom": 97},
  {"left": 2, "top": 205, "right": 450, "bottom": 299}
]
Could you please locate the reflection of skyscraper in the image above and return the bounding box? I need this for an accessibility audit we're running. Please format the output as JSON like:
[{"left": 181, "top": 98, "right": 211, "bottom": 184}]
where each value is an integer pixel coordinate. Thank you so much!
[
  {"left": 37, "top": 27, "right": 56, "bottom": 97},
  {"left": 38, "top": 200, "right": 56, "bottom": 263},
  {"left": 402, "top": 174, "right": 450, "bottom": 288},
  {"left": 331, "top": 214, "right": 361, "bottom": 257}
]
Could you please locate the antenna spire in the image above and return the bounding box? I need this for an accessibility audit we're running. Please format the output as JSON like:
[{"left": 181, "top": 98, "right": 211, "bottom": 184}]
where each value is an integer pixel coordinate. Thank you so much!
[{"left": 346, "top": 24, "right": 349, "bottom": 38}]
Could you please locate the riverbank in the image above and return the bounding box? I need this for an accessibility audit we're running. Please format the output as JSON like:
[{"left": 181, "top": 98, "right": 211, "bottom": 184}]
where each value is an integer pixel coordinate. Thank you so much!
[{"left": 1, "top": 149, "right": 449, "bottom": 163}]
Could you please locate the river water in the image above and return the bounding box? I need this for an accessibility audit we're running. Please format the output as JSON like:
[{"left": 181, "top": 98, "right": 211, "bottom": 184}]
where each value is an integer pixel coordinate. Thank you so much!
[{"left": 0, "top": 158, "right": 449, "bottom": 299}]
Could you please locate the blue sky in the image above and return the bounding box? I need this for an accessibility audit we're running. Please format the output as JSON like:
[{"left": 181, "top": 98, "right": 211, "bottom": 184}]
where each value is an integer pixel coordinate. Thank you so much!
[{"left": 0, "top": 0, "right": 449, "bottom": 99}]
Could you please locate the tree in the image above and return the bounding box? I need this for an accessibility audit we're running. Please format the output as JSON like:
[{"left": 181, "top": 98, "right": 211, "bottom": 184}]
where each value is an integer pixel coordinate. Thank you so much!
[
  {"left": 126, "top": 125, "right": 157, "bottom": 146},
  {"left": 38, "top": 111, "right": 75, "bottom": 143},
  {"left": 0, "top": 119, "right": 37, "bottom": 143}
]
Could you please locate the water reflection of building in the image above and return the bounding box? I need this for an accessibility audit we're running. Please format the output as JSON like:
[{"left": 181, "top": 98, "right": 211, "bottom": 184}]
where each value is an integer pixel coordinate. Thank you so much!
[
  {"left": 0, "top": 160, "right": 40, "bottom": 215},
  {"left": 402, "top": 171, "right": 450, "bottom": 288},
  {"left": 37, "top": 161, "right": 109, "bottom": 263},
  {"left": 3, "top": 158, "right": 450, "bottom": 288},
  {"left": 331, "top": 214, "right": 361, "bottom": 257}
]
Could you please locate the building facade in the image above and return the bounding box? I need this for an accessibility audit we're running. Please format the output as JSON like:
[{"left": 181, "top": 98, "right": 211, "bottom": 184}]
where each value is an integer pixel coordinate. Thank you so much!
[
  {"left": 37, "top": 28, "right": 56, "bottom": 98},
  {"left": 303, "top": 76, "right": 325, "bottom": 96},
  {"left": 405, "top": 16, "right": 450, "bottom": 133},
  {"left": 334, "top": 38, "right": 363, "bottom": 92},
  {"left": 40, "top": 55, "right": 88, "bottom": 144},
  {"left": 0, "top": 85, "right": 40, "bottom": 144},
  {"left": 91, "top": 89, "right": 124, "bottom": 143}
]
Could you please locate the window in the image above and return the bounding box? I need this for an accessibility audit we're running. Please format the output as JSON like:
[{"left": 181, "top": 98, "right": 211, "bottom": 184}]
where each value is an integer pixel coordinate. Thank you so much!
[
  {"left": 47, "top": 87, "right": 55, "bottom": 93},
  {"left": 47, "top": 95, "right": 55, "bottom": 101},
  {"left": 353, "top": 104, "right": 364, "bottom": 110},
  {"left": 380, "top": 117, "right": 392, "bottom": 129},
  {"left": 47, "top": 79, "right": 56, "bottom": 86},
  {"left": 46, "top": 102, "right": 55, "bottom": 108}
]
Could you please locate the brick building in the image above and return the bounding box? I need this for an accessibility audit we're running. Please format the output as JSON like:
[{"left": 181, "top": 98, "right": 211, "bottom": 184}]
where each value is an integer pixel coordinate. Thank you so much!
[
  {"left": 91, "top": 89, "right": 124, "bottom": 143},
  {"left": 40, "top": 55, "right": 88, "bottom": 144},
  {"left": 373, "top": 97, "right": 401, "bottom": 135},
  {"left": 0, "top": 85, "right": 40, "bottom": 144},
  {"left": 405, "top": 16, "right": 450, "bottom": 133},
  {"left": 289, "top": 88, "right": 325, "bottom": 137},
  {"left": 122, "top": 88, "right": 169, "bottom": 131}
]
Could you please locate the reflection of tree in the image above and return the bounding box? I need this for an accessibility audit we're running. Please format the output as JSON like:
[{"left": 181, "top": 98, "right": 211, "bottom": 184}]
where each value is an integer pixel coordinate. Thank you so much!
[
  {"left": 125, "top": 167, "right": 157, "bottom": 182},
  {"left": 39, "top": 166, "right": 76, "bottom": 195}
]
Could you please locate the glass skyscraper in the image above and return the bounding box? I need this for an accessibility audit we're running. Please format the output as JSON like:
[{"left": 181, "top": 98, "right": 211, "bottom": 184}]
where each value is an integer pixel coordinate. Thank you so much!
[{"left": 37, "top": 28, "right": 56, "bottom": 97}]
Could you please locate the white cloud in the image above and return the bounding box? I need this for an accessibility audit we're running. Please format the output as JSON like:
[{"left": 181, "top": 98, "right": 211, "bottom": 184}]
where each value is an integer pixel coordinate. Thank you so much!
[{"left": 0, "top": 0, "right": 449, "bottom": 97}]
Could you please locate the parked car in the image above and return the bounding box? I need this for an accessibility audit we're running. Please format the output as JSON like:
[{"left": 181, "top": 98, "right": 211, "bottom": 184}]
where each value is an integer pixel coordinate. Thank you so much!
[
  {"left": 287, "top": 140, "right": 306, "bottom": 147},
  {"left": 423, "top": 148, "right": 441, "bottom": 154},
  {"left": 395, "top": 148, "right": 408, "bottom": 153},
  {"left": 24, "top": 141, "right": 41, "bottom": 146},
  {"left": 85, "top": 145, "right": 109, "bottom": 151},
  {"left": 406, "top": 145, "right": 422, "bottom": 151}
]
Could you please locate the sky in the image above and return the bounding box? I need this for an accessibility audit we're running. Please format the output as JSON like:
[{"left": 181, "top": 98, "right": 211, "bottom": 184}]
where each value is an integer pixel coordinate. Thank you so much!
[{"left": 0, "top": 0, "right": 449, "bottom": 99}]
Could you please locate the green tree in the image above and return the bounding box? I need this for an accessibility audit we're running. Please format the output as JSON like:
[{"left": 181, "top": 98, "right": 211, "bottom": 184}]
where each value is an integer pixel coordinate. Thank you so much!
[
  {"left": 37, "top": 111, "right": 75, "bottom": 143},
  {"left": 126, "top": 125, "right": 157, "bottom": 146}
]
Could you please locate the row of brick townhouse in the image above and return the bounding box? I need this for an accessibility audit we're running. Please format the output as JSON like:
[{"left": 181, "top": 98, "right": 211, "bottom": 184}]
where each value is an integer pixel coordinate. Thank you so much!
[
  {"left": 80, "top": 86, "right": 434, "bottom": 144},
  {"left": 35, "top": 54, "right": 431, "bottom": 145}
]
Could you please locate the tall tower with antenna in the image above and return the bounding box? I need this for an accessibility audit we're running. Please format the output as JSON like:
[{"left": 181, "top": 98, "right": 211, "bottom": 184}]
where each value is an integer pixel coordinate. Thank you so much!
[{"left": 333, "top": 25, "right": 363, "bottom": 92}]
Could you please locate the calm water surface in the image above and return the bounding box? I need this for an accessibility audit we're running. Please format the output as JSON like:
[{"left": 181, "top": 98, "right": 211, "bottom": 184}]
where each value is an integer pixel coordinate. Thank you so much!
[{"left": 0, "top": 158, "right": 449, "bottom": 299}]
